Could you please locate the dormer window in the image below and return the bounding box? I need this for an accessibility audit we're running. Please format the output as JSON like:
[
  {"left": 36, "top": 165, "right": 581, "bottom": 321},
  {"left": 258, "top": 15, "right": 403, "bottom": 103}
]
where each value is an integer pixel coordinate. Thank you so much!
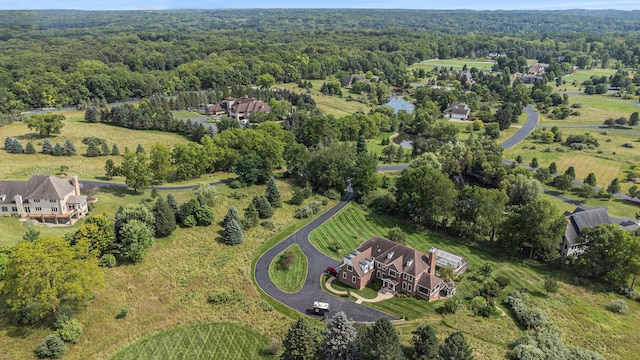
[
  {"left": 406, "top": 259, "right": 414, "bottom": 267},
  {"left": 387, "top": 251, "right": 394, "bottom": 259}
]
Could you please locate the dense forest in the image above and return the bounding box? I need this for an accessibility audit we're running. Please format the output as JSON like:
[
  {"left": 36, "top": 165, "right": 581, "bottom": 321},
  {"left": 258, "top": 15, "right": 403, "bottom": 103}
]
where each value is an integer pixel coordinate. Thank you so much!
[{"left": 0, "top": 9, "right": 639, "bottom": 112}]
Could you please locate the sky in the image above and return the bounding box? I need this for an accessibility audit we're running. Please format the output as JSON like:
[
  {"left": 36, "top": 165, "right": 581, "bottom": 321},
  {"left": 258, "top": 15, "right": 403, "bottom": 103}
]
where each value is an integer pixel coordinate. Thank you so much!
[{"left": 0, "top": 0, "right": 638, "bottom": 10}]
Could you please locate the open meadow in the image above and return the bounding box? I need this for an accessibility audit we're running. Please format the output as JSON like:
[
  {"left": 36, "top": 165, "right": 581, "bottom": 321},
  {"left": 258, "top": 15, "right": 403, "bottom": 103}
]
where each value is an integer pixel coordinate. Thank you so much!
[
  {"left": 308, "top": 203, "right": 640, "bottom": 359},
  {"left": 277, "top": 81, "right": 371, "bottom": 117},
  {"left": 539, "top": 94, "right": 640, "bottom": 127},
  {"left": 0, "top": 181, "right": 336, "bottom": 360},
  {"left": 410, "top": 58, "right": 495, "bottom": 72}
]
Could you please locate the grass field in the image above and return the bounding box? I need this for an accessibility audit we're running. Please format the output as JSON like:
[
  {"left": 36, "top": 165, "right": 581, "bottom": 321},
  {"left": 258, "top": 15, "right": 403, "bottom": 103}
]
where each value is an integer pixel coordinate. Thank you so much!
[
  {"left": 542, "top": 184, "right": 639, "bottom": 219},
  {"left": 268, "top": 244, "right": 308, "bottom": 293},
  {"left": 172, "top": 111, "right": 204, "bottom": 119},
  {"left": 0, "top": 113, "right": 190, "bottom": 180},
  {"left": 0, "top": 180, "right": 336, "bottom": 360},
  {"left": 328, "top": 277, "right": 379, "bottom": 299},
  {"left": 277, "top": 81, "right": 371, "bottom": 117},
  {"left": 308, "top": 203, "right": 640, "bottom": 359},
  {"left": 560, "top": 68, "right": 619, "bottom": 91},
  {"left": 538, "top": 95, "right": 639, "bottom": 127},
  {"left": 109, "top": 322, "right": 276, "bottom": 360},
  {"left": 410, "top": 59, "right": 495, "bottom": 72}
]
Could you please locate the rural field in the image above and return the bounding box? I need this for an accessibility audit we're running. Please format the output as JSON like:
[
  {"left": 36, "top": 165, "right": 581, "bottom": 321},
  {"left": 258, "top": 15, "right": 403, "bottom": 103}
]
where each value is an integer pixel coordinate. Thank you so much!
[
  {"left": 309, "top": 203, "right": 640, "bottom": 359},
  {"left": 0, "top": 180, "right": 336, "bottom": 360},
  {"left": 410, "top": 58, "right": 495, "bottom": 72},
  {"left": 538, "top": 94, "right": 640, "bottom": 127},
  {"left": 277, "top": 80, "right": 371, "bottom": 117}
]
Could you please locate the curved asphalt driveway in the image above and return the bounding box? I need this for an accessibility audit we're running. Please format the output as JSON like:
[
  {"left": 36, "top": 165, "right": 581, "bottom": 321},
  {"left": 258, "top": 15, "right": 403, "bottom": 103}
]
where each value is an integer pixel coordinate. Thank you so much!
[
  {"left": 254, "top": 189, "right": 398, "bottom": 322},
  {"left": 501, "top": 104, "right": 538, "bottom": 150}
]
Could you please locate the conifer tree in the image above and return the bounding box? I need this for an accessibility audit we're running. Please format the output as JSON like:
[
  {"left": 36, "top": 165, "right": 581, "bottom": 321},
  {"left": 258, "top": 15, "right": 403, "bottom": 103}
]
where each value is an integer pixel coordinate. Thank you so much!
[
  {"left": 359, "top": 317, "right": 404, "bottom": 360},
  {"left": 52, "top": 142, "right": 63, "bottom": 156},
  {"left": 253, "top": 196, "right": 274, "bottom": 219},
  {"left": 136, "top": 144, "right": 145, "bottom": 154},
  {"left": 4, "top": 136, "right": 14, "bottom": 152},
  {"left": 320, "top": 312, "right": 358, "bottom": 360},
  {"left": 111, "top": 144, "right": 121, "bottom": 156},
  {"left": 223, "top": 206, "right": 241, "bottom": 228},
  {"left": 63, "top": 139, "right": 76, "bottom": 156},
  {"left": 223, "top": 218, "right": 243, "bottom": 245},
  {"left": 281, "top": 318, "right": 317, "bottom": 360},
  {"left": 166, "top": 193, "right": 179, "bottom": 220},
  {"left": 439, "top": 332, "right": 474, "bottom": 360},
  {"left": 265, "top": 177, "right": 282, "bottom": 208},
  {"left": 11, "top": 139, "right": 23, "bottom": 153},
  {"left": 86, "top": 142, "right": 101, "bottom": 157},
  {"left": 243, "top": 202, "right": 259, "bottom": 229},
  {"left": 42, "top": 138, "right": 53, "bottom": 154},
  {"left": 356, "top": 135, "right": 368, "bottom": 155},
  {"left": 25, "top": 141, "right": 36, "bottom": 154},
  {"left": 153, "top": 196, "right": 176, "bottom": 238},
  {"left": 84, "top": 106, "right": 98, "bottom": 123},
  {"left": 412, "top": 325, "right": 439, "bottom": 360},
  {"left": 101, "top": 142, "right": 111, "bottom": 156}
]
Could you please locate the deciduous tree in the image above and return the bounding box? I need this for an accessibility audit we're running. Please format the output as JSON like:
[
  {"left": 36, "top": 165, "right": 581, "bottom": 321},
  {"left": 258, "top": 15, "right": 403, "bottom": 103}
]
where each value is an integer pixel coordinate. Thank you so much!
[{"left": 24, "top": 114, "right": 65, "bottom": 137}]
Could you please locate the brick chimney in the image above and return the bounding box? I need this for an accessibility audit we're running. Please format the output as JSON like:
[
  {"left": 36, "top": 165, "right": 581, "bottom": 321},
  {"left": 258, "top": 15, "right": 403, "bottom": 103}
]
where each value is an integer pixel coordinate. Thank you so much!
[
  {"left": 72, "top": 175, "right": 81, "bottom": 196},
  {"left": 429, "top": 248, "right": 437, "bottom": 276}
]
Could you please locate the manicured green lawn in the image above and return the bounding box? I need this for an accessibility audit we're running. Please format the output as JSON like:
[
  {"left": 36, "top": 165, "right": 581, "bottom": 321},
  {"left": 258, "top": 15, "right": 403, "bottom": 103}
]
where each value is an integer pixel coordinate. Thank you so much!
[
  {"left": 329, "top": 276, "right": 379, "bottom": 299},
  {"left": 269, "top": 244, "right": 308, "bottom": 293},
  {"left": 538, "top": 95, "right": 639, "bottom": 127},
  {"left": 172, "top": 111, "right": 203, "bottom": 119},
  {"left": 410, "top": 59, "right": 495, "bottom": 72},
  {"left": 542, "top": 184, "right": 639, "bottom": 219},
  {"left": 277, "top": 81, "right": 371, "bottom": 117},
  {"left": 109, "top": 322, "right": 276, "bottom": 360}
]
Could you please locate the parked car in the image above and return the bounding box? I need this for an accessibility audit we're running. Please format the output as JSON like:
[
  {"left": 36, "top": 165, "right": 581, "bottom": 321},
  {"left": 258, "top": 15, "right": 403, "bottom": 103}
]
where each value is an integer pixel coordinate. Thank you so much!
[{"left": 326, "top": 265, "right": 339, "bottom": 277}]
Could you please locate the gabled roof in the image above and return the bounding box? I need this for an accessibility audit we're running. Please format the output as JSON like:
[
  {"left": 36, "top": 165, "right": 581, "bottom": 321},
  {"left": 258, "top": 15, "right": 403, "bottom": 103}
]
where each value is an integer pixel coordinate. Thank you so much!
[
  {"left": 444, "top": 102, "right": 471, "bottom": 116},
  {"left": 232, "top": 99, "right": 271, "bottom": 114},
  {"left": 0, "top": 175, "right": 75, "bottom": 204},
  {"left": 348, "top": 236, "right": 430, "bottom": 278},
  {"left": 564, "top": 207, "right": 614, "bottom": 246},
  {"left": 417, "top": 273, "right": 444, "bottom": 290}
]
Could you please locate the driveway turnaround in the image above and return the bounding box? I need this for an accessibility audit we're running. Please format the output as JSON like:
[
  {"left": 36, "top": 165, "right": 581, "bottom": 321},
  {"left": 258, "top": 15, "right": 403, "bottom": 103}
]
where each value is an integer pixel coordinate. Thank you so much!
[{"left": 254, "top": 191, "right": 399, "bottom": 322}]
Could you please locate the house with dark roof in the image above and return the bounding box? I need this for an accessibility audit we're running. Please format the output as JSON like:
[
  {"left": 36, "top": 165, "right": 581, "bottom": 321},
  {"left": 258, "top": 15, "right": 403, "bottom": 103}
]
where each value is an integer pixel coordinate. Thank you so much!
[
  {"left": 522, "top": 63, "right": 548, "bottom": 84},
  {"left": 0, "top": 175, "right": 88, "bottom": 224},
  {"left": 562, "top": 206, "right": 639, "bottom": 257},
  {"left": 340, "top": 74, "right": 368, "bottom": 88},
  {"left": 336, "top": 236, "right": 466, "bottom": 301},
  {"left": 443, "top": 102, "right": 471, "bottom": 120},
  {"left": 205, "top": 95, "right": 272, "bottom": 121}
]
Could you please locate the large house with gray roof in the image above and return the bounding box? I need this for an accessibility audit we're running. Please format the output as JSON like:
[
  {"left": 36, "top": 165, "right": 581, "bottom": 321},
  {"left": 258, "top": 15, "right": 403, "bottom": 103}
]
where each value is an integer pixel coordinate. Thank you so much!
[
  {"left": 562, "top": 206, "right": 639, "bottom": 257},
  {"left": 0, "top": 175, "right": 88, "bottom": 225},
  {"left": 206, "top": 95, "right": 272, "bottom": 121},
  {"left": 337, "top": 236, "right": 466, "bottom": 301}
]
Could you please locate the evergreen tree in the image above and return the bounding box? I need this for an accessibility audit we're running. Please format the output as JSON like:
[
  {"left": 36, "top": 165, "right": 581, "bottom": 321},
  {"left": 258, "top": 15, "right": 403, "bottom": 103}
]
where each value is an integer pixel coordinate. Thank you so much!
[
  {"left": 608, "top": 178, "right": 621, "bottom": 194},
  {"left": 166, "top": 193, "right": 179, "bottom": 220},
  {"left": 356, "top": 135, "right": 368, "bottom": 154},
  {"left": 281, "top": 318, "right": 317, "bottom": 360},
  {"left": 530, "top": 158, "right": 538, "bottom": 169},
  {"left": 111, "top": 144, "right": 121, "bottom": 156},
  {"left": 86, "top": 142, "right": 101, "bottom": 157},
  {"left": 4, "top": 136, "right": 14, "bottom": 152},
  {"left": 223, "top": 206, "right": 241, "bottom": 228},
  {"left": 629, "top": 112, "right": 639, "bottom": 126},
  {"left": 194, "top": 205, "right": 215, "bottom": 226},
  {"left": 84, "top": 106, "right": 98, "bottom": 123},
  {"left": 35, "top": 335, "right": 66, "bottom": 359},
  {"left": 584, "top": 173, "right": 597, "bottom": 187},
  {"left": 25, "top": 141, "right": 36, "bottom": 154},
  {"left": 243, "top": 202, "right": 259, "bottom": 229},
  {"left": 252, "top": 196, "right": 274, "bottom": 219},
  {"left": 565, "top": 166, "right": 576, "bottom": 180},
  {"left": 42, "top": 138, "right": 53, "bottom": 154},
  {"left": 52, "top": 142, "right": 63, "bottom": 156},
  {"left": 412, "top": 325, "right": 439, "bottom": 360},
  {"left": 63, "top": 139, "right": 76, "bottom": 156},
  {"left": 549, "top": 162, "right": 557, "bottom": 174},
  {"left": 11, "top": 139, "right": 23, "bottom": 153},
  {"left": 101, "top": 142, "right": 111, "bottom": 156},
  {"left": 153, "top": 197, "right": 176, "bottom": 238},
  {"left": 136, "top": 144, "right": 145, "bottom": 154},
  {"left": 223, "top": 218, "right": 243, "bottom": 245},
  {"left": 320, "top": 311, "right": 358, "bottom": 360},
  {"left": 438, "top": 332, "right": 473, "bottom": 360},
  {"left": 359, "top": 317, "right": 404, "bottom": 360},
  {"left": 265, "top": 177, "right": 282, "bottom": 208}
]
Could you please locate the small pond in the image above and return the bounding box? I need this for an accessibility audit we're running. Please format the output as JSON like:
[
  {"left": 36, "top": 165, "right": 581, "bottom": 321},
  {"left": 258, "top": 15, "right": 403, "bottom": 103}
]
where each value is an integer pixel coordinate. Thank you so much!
[{"left": 386, "top": 94, "right": 415, "bottom": 114}]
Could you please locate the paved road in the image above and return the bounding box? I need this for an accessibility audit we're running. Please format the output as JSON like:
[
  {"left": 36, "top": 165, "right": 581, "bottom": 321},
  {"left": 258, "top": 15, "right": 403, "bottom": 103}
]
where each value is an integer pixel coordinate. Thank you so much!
[
  {"left": 537, "top": 124, "right": 640, "bottom": 133},
  {"left": 79, "top": 178, "right": 234, "bottom": 191},
  {"left": 254, "top": 189, "right": 398, "bottom": 322},
  {"left": 501, "top": 104, "right": 538, "bottom": 150}
]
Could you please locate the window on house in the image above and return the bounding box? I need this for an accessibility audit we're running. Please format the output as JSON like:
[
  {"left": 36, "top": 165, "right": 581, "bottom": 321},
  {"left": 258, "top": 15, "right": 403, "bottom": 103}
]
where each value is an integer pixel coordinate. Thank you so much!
[
  {"left": 35, "top": 207, "right": 42, "bottom": 211},
  {"left": 33, "top": 199, "right": 40, "bottom": 203},
  {"left": 342, "top": 272, "right": 347, "bottom": 279},
  {"left": 24, "top": 207, "right": 30, "bottom": 213},
  {"left": 351, "top": 276, "right": 356, "bottom": 283},
  {"left": 347, "top": 265, "right": 353, "bottom": 272},
  {"left": 402, "top": 282, "right": 406, "bottom": 290},
  {"left": 389, "top": 270, "right": 396, "bottom": 278},
  {"left": 51, "top": 207, "right": 58, "bottom": 212},
  {"left": 12, "top": 207, "right": 17, "bottom": 212},
  {"left": 377, "top": 271, "right": 381, "bottom": 278},
  {"left": 407, "top": 284, "right": 412, "bottom": 292},
  {"left": 1, "top": 206, "right": 7, "bottom": 212},
  {"left": 50, "top": 199, "right": 56, "bottom": 203}
]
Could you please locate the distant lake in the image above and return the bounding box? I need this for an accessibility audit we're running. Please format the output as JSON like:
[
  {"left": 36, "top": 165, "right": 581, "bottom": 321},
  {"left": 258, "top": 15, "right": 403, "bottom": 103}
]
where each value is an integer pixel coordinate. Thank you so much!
[{"left": 386, "top": 94, "right": 415, "bottom": 114}]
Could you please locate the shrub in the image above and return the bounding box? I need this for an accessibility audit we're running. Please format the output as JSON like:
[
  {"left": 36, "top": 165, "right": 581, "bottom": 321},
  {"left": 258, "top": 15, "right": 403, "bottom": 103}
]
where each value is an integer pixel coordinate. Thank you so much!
[
  {"left": 290, "top": 186, "right": 311, "bottom": 205},
  {"left": 555, "top": 146, "right": 567, "bottom": 152},
  {"left": 228, "top": 180, "right": 243, "bottom": 189},
  {"left": 504, "top": 290, "right": 549, "bottom": 329},
  {"left": 194, "top": 205, "right": 214, "bottom": 226},
  {"left": 55, "top": 318, "right": 83, "bottom": 344},
  {"left": 622, "top": 143, "right": 634, "bottom": 148},
  {"left": 619, "top": 286, "right": 638, "bottom": 300},
  {"left": 443, "top": 298, "right": 462, "bottom": 314},
  {"left": 182, "top": 215, "right": 196, "bottom": 228},
  {"left": 207, "top": 289, "right": 241, "bottom": 305},
  {"left": 387, "top": 226, "right": 406, "bottom": 244},
  {"left": 609, "top": 299, "right": 628, "bottom": 314},
  {"left": 324, "top": 189, "right": 341, "bottom": 200},
  {"left": 260, "top": 220, "right": 275, "bottom": 230},
  {"left": 117, "top": 308, "right": 129, "bottom": 319},
  {"left": 264, "top": 338, "right": 282, "bottom": 355},
  {"left": 495, "top": 276, "right": 511, "bottom": 289},
  {"left": 99, "top": 254, "right": 117, "bottom": 268},
  {"left": 35, "top": 335, "right": 66, "bottom": 359},
  {"left": 544, "top": 277, "right": 559, "bottom": 293}
]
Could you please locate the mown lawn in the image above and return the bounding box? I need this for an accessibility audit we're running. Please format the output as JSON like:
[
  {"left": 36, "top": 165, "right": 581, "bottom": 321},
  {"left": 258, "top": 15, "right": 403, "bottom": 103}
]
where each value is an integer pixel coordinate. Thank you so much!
[
  {"left": 0, "top": 113, "right": 190, "bottom": 180},
  {"left": 172, "top": 111, "right": 204, "bottom": 119},
  {"left": 538, "top": 95, "right": 639, "bottom": 127},
  {"left": 277, "top": 81, "right": 371, "bottom": 117},
  {"left": 308, "top": 203, "right": 640, "bottom": 359},
  {"left": 109, "top": 322, "right": 276, "bottom": 360},
  {"left": 0, "top": 180, "right": 336, "bottom": 360},
  {"left": 269, "top": 244, "right": 308, "bottom": 293},
  {"left": 410, "top": 59, "right": 495, "bottom": 72},
  {"left": 329, "top": 276, "right": 379, "bottom": 299}
]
